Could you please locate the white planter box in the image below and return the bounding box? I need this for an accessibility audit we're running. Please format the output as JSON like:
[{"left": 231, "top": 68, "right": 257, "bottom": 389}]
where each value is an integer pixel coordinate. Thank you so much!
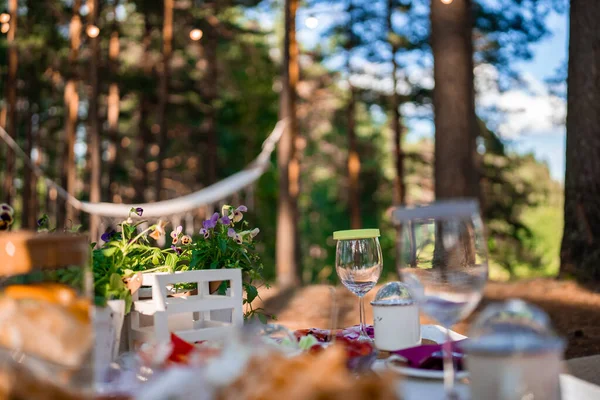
[
  {"left": 127, "top": 269, "right": 243, "bottom": 350},
  {"left": 94, "top": 299, "right": 126, "bottom": 378}
]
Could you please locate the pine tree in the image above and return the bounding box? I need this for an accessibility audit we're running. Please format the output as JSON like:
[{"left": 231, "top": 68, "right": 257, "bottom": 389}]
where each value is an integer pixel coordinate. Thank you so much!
[
  {"left": 2, "top": 0, "right": 17, "bottom": 204},
  {"left": 87, "top": 0, "right": 101, "bottom": 240},
  {"left": 430, "top": 0, "right": 479, "bottom": 199},
  {"left": 276, "top": 0, "right": 300, "bottom": 287},
  {"left": 560, "top": 0, "right": 600, "bottom": 281}
]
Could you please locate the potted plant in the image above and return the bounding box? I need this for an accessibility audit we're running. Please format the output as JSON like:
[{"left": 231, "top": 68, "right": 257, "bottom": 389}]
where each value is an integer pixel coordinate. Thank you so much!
[{"left": 94, "top": 205, "right": 269, "bottom": 322}]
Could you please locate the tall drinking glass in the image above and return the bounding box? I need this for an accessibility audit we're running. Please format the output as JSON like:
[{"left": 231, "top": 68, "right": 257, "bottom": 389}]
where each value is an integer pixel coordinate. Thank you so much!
[
  {"left": 334, "top": 229, "right": 383, "bottom": 342},
  {"left": 393, "top": 200, "right": 488, "bottom": 399}
]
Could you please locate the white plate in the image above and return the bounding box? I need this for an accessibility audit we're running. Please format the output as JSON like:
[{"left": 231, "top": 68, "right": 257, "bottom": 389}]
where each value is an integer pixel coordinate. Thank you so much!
[{"left": 383, "top": 325, "right": 469, "bottom": 380}]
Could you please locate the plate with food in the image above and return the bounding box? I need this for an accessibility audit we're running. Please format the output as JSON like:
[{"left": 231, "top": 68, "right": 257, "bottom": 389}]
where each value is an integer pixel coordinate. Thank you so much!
[{"left": 383, "top": 325, "right": 469, "bottom": 380}]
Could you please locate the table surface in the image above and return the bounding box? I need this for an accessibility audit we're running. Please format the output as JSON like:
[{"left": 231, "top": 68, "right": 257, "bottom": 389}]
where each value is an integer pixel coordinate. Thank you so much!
[{"left": 372, "top": 359, "right": 600, "bottom": 400}]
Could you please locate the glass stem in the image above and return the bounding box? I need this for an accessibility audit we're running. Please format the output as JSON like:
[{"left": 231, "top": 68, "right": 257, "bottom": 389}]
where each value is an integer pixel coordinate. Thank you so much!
[
  {"left": 443, "top": 325, "right": 458, "bottom": 399},
  {"left": 358, "top": 296, "right": 368, "bottom": 339}
]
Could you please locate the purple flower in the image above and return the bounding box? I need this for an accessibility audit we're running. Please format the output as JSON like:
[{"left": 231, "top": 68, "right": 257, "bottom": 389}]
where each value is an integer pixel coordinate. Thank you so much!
[
  {"left": 227, "top": 228, "right": 243, "bottom": 244},
  {"left": 203, "top": 212, "right": 220, "bottom": 229},
  {"left": 171, "top": 245, "right": 182, "bottom": 255},
  {"left": 234, "top": 234, "right": 243, "bottom": 244},
  {"left": 220, "top": 215, "right": 232, "bottom": 225},
  {"left": 231, "top": 205, "right": 248, "bottom": 223},
  {"left": 199, "top": 228, "right": 210, "bottom": 239},
  {"left": 170, "top": 225, "right": 183, "bottom": 240},
  {"left": 135, "top": 207, "right": 144, "bottom": 217},
  {"left": 101, "top": 229, "right": 116, "bottom": 242}
]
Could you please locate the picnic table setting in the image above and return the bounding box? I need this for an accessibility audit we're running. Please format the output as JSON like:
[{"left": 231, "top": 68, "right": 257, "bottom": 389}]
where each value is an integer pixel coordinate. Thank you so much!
[{"left": 0, "top": 200, "right": 599, "bottom": 400}]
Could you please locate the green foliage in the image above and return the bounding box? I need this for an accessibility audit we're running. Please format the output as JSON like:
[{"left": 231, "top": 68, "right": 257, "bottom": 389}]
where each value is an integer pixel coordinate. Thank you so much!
[{"left": 94, "top": 206, "right": 268, "bottom": 319}]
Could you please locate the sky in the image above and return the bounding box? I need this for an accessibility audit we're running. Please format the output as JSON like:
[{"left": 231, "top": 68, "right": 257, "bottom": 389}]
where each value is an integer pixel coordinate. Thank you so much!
[
  {"left": 276, "top": 4, "right": 569, "bottom": 182},
  {"left": 510, "top": 12, "right": 568, "bottom": 182}
]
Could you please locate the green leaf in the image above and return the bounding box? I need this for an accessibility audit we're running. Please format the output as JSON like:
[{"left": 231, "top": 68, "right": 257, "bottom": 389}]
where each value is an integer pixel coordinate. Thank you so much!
[
  {"left": 102, "top": 247, "right": 117, "bottom": 257},
  {"left": 218, "top": 238, "right": 227, "bottom": 253},
  {"left": 209, "top": 260, "right": 219, "bottom": 269},
  {"left": 257, "top": 313, "right": 267, "bottom": 324},
  {"left": 165, "top": 253, "right": 178, "bottom": 269},
  {"left": 152, "top": 248, "right": 161, "bottom": 265},
  {"left": 190, "top": 250, "right": 202, "bottom": 269},
  {"left": 217, "top": 281, "right": 228, "bottom": 295},
  {"left": 244, "top": 283, "right": 259, "bottom": 304}
]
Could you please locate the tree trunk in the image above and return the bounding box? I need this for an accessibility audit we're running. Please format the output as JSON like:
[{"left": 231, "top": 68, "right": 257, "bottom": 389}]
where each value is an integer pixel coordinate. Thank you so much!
[
  {"left": 430, "top": 0, "right": 479, "bottom": 199},
  {"left": 87, "top": 0, "right": 101, "bottom": 242},
  {"left": 204, "top": 10, "right": 219, "bottom": 185},
  {"left": 60, "top": 0, "right": 82, "bottom": 227},
  {"left": 106, "top": 1, "right": 121, "bottom": 203},
  {"left": 347, "top": 89, "right": 361, "bottom": 229},
  {"left": 276, "top": 0, "right": 300, "bottom": 288},
  {"left": 155, "top": 0, "right": 173, "bottom": 201},
  {"left": 387, "top": 0, "right": 405, "bottom": 205},
  {"left": 21, "top": 112, "right": 36, "bottom": 229},
  {"left": 2, "top": 0, "right": 18, "bottom": 204},
  {"left": 560, "top": 0, "right": 600, "bottom": 281},
  {"left": 346, "top": 0, "right": 361, "bottom": 229},
  {"left": 135, "top": 16, "right": 152, "bottom": 204},
  {"left": 102, "top": 0, "right": 121, "bottom": 202}
]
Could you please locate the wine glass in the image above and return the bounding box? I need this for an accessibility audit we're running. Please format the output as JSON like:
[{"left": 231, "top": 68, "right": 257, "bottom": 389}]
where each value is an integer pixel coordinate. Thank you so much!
[
  {"left": 393, "top": 200, "right": 488, "bottom": 399},
  {"left": 334, "top": 229, "right": 383, "bottom": 342}
]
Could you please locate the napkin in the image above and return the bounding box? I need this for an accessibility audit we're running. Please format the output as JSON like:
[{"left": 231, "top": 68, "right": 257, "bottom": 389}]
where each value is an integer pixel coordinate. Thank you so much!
[{"left": 391, "top": 340, "right": 467, "bottom": 371}]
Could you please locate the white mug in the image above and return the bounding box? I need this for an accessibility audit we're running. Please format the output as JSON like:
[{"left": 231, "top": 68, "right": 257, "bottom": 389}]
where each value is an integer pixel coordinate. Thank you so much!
[{"left": 371, "top": 302, "right": 420, "bottom": 351}]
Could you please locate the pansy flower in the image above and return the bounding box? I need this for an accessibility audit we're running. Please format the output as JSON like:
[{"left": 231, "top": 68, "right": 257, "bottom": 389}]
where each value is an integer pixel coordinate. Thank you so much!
[
  {"left": 231, "top": 205, "right": 248, "bottom": 223},
  {"left": 171, "top": 245, "right": 182, "bottom": 255},
  {"left": 0, "top": 204, "right": 14, "bottom": 215},
  {"left": 37, "top": 214, "right": 49, "bottom": 228},
  {"left": 199, "top": 228, "right": 210, "bottom": 239},
  {"left": 129, "top": 207, "right": 143, "bottom": 217},
  {"left": 149, "top": 220, "right": 167, "bottom": 240},
  {"left": 170, "top": 226, "right": 183, "bottom": 244},
  {"left": 101, "top": 229, "right": 116, "bottom": 242},
  {"left": 181, "top": 235, "right": 192, "bottom": 245},
  {"left": 203, "top": 213, "right": 220, "bottom": 230},
  {"left": 220, "top": 215, "right": 232, "bottom": 225},
  {"left": 227, "top": 227, "right": 243, "bottom": 244},
  {"left": 221, "top": 205, "right": 232, "bottom": 217},
  {"left": 0, "top": 212, "right": 14, "bottom": 231}
]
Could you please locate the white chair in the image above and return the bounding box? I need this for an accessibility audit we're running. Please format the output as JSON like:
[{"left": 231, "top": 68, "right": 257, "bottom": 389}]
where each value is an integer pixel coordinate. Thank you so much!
[{"left": 128, "top": 269, "right": 243, "bottom": 349}]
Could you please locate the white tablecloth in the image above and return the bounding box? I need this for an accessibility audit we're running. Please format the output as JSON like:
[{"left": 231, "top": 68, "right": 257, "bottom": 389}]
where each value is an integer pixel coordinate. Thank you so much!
[{"left": 384, "top": 366, "right": 600, "bottom": 400}]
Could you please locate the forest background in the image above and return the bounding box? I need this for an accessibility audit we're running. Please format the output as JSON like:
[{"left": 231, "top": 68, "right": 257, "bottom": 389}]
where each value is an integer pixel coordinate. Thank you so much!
[{"left": 0, "top": 0, "right": 567, "bottom": 284}]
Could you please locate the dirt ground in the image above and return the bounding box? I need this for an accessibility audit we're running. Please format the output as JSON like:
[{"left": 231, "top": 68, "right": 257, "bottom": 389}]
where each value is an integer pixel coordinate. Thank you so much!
[{"left": 256, "top": 279, "right": 600, "bottom": 359}]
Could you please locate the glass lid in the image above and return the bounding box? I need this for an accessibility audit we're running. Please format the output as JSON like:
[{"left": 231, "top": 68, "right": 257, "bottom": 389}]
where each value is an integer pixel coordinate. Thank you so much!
[
  {"left": 333, "top": 229, "right": 380, "bottom": 241},
  {"left": 371, "top": 281, "right": 414, "bottom": 306},
  {"left": 463, "top": 299, "right": 565, "bottom": 355}
]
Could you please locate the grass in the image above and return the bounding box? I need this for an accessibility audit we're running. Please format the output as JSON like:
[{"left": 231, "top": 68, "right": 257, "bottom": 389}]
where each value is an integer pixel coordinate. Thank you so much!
[{"left": 489, "top": 204, "right": 563, "bottom": 281}]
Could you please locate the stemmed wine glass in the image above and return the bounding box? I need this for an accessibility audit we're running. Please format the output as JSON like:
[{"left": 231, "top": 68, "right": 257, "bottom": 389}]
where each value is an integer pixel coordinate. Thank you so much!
[
  {"left": 334, "top": 229, "right": 383, "bottom": 342},
  {"left": 393, "top": 200, "right": 488, "bottom": 399}
]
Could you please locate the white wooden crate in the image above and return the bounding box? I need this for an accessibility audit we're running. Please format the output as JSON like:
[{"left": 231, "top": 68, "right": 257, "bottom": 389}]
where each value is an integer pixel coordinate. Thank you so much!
[{"left": 128, "top": 269, "right": 243, "bottom": 349}]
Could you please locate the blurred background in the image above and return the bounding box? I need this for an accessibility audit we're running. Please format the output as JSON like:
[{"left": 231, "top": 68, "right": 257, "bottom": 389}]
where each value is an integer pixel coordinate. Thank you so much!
[{"left": 0, "top": 0, "right": 568, "bottom": 285}]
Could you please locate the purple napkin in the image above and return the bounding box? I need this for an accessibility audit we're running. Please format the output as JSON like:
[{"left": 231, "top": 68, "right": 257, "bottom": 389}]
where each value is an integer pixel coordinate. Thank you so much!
[{"left": 391, "top": 340, "right": 467, "bottom": 371}]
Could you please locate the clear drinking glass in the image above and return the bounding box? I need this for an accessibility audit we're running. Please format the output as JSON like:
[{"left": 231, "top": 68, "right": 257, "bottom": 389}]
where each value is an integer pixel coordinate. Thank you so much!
[
  {"left": 393, "top": 200, "right": 488, "bottom": 399},
  {"left": 334, "top": 229, "right": 383, "bottom": 342}
]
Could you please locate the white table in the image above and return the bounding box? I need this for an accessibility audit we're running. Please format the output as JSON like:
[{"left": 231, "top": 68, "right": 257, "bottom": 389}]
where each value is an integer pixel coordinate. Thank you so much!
[{"left": 373, "top": 360, "right": 600, "bottom": 400}]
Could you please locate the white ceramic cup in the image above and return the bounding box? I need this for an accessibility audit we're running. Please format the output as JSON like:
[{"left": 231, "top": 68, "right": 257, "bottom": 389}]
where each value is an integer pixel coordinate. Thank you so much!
[
  {"left": 371, "top": 302, "right": 421, "bottom": 351},
  {"left": 467, "top": 350, "right": 563, "bottom": 400}
]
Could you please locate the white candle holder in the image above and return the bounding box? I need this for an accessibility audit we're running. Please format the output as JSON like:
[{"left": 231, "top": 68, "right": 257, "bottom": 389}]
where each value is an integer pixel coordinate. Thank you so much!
[{"left": 127, "top": 269, "right": 243, "bottom": 349}]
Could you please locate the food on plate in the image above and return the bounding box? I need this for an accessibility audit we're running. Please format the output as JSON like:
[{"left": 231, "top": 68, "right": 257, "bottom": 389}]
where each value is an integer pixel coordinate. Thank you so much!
[{"left": 216, "top": 344, "right": 398, "bottom": 400}]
